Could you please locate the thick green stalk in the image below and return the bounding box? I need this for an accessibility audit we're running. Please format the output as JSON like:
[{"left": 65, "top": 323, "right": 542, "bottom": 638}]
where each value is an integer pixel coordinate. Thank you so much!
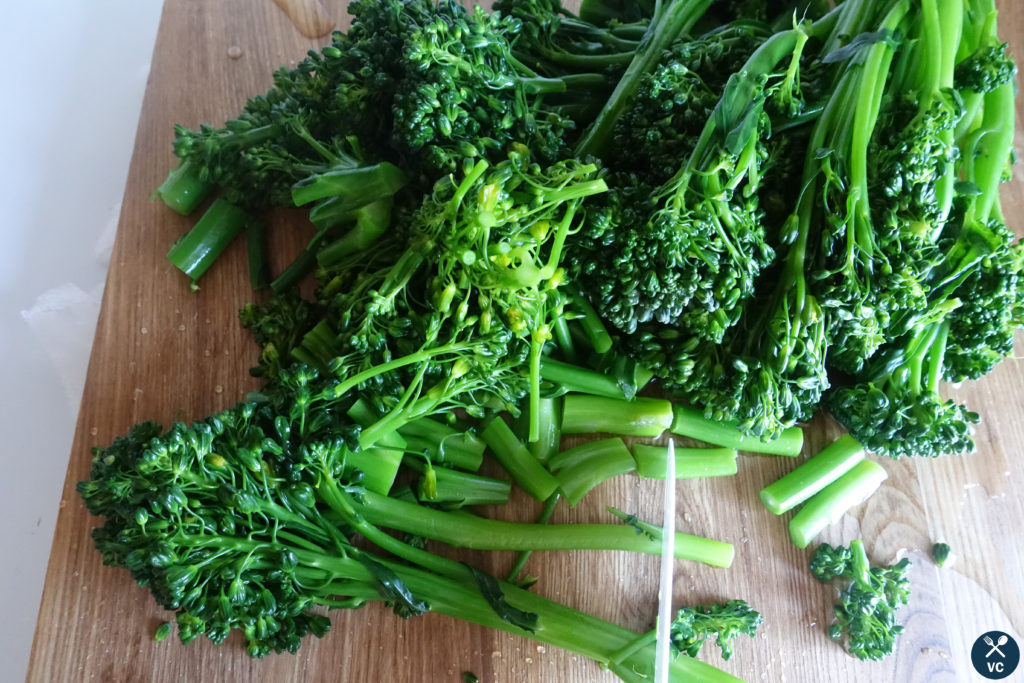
[
  {"left": 371, "top": 554, "right": 742, "bottom": 683},
  {"left": 540, "top": 357, "right": 629, "bottom": 399},
  {"left": 398, "top": 417, "right": 486, "bottom": 471},
  {"left": 789, "top": 459, "right": 888, "bottom": 548},
  {"left": 291, "top": 162, "right": 407, "bottom": 207},
  {"left": 670, "top": 404, "right": 804, "bottom": 455},
  {"left": 166, "top": 198, "right": 250, "bottom": 282},
  {"left": 411, "top": 460, "right": 512, "bottom": 507},
  {"left": 245, "top": 219, "right": 269, "bottom": 290},
  {"left": 760, "top": 434, "right": 865, "bottom": 515},
  {"left": 506, "top": 493, "right": 561, "bottom": 584},
  {"left": 632, "top": 444, "right": 738, "bottom": 479},
  {"left": 155, "top": 159, "right": 212, "bottom": 215},
  {"left": 562, "top": 395, "right": 673, "bottom": 437},
  {"left": 352, "top": 489, "right": 732, "bottom": 566},
  {"left": 548, "top": 437, "right": 636, "bottom": 506},
  {"left": 480, "top": 416, "right": 560, "bottom": 501}
]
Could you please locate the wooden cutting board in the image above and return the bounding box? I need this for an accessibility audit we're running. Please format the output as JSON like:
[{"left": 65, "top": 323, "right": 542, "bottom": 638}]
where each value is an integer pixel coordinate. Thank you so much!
[{"left": 27, "top": 1, "right": 1024, "bottom": 681}]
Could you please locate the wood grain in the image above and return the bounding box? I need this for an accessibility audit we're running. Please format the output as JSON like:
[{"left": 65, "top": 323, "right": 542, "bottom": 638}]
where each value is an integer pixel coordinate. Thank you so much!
[{"left": 28, "top": 1, "right": 1024, "bottom": 682}]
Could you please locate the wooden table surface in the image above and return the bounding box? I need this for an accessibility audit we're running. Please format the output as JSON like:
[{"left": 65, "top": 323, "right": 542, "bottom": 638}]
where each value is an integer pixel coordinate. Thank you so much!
[{"left": 27, "top": 1, "right": 1024, "bottom": 681}]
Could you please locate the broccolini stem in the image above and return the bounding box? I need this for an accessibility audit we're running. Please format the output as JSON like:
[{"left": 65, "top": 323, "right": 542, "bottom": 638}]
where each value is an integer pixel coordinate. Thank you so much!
[
  {"left": 480, "top": 416, "right": 560, "bottom": 501},
  {"left": 352, "top": 489, "right": 732, "bottom": 566},
  {"left": 605, "top": 507, "right": 734, "bottom": 568},
  {"left": 547, "top": 437, "right": 637, "bottom": 506},
  {"left": 370, "top": 553, "right": 742, "bottom": 683},
  {"left": 669, "top": 404, "right": 804, "bottom": 455},
  {"left": 166, "top": 198, "right": 250, "bottom": 283},
  {"left": 539, "top": 357, "right": 628, "bottom": 399},
  {"left": 155, "top": 159, "right": 212, "bottom": 215},
  {"left": 245, "top": 219, "right": 269, "bottom": 290},
  {"left": 789, "top": 459, "right": 888, "bottom": 548},
  {"left": 569, "top": 291, "right": 613, "bottom": 354},
  {"left": 849, "top": 539, "right": 872, "bottom": 587},
  {"left": 562, "top": 395, "right": 674, "bottom": 438},
  {"left": 633, "top": 444, "right": 738, "bottom": 479},
  {"left": 316, "top": 198, "right": 393, "bottom": 266},
  {"left": 759, "top": 434, "right": 865, "bottom": 515},
  {"left": 407, "top": 459, "right": 512, "bottom": 507},
  {"left": 398, "top": 417, "right": 486, "bottom": 471},
  {"left": 290, "top": 162, "right": 407, "bottom": 207}
]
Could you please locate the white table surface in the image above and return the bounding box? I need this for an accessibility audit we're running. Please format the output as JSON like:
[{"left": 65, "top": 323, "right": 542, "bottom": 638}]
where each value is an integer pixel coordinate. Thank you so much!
[{"left": 0, "top": 2, "right": 164, "bottom": 679}]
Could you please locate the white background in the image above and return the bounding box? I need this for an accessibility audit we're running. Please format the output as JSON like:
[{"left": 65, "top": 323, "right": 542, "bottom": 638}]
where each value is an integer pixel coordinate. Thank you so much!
[{"left": 0, "top": 2, "right": 164, "bottom": 679}]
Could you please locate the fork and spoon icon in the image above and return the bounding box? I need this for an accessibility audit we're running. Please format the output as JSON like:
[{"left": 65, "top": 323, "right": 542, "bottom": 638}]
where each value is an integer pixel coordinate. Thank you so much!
[{"left": 985, "top": 634, "right": 1009, "bottom": 658}]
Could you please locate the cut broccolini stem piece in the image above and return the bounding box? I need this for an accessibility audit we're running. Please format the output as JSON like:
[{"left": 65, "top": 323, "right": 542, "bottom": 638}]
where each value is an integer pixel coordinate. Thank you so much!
[
  {"left": 548, "top": 437, "right": 636, "bottom": 507},
  {"left": 408, "top": 459, "right": 512, "bottom": 508},
  {"left": 480, "top": 416, "right": 560, "bottom": 501},
  {"left": 632, "top": 444, "right": 737, "bottom": 480},
  {"left": 352, "top": 490, "right": 728, "bottom": 565},
  {"left": 166, "top": 198, "right": 250, "bottom": 282},
  {"left": 562, "top": 395, "right": 673, "bottom": 437},
  {"left": 521, "top": 396, "right": 562, "bottom": 464},
  {"left": 669, "top": 404, "right": 804, "bottom": 456},
  {"left": 154, "top": 159, "right": 212, "bottom": 215},
  {"left": 316, "top": 197, "right": 394, "bottom": 266},
  {"left": 605, "top": 507, "right": 734, "bottom": 568},
  {"left": 540, "top": 357, "right": 631, "bottom": 399},
  {"left": 291, "top": 161, "right": 407, "bottom": 207},
  {"left": 342, "top": 444, "right": 404, "bottom": 496},
  {"left": 760, "top": 434, "right": 865, "bottom": 515},
  {"left": 789, "top": 460, "right": 888, "bottom": 548}
]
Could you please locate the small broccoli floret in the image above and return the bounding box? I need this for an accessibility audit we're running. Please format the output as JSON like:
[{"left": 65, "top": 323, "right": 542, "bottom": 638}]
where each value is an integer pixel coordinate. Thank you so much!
[
  {"left": 932, "top": 542, "right": 952, "bottom": 567},
  {"left": 955, "top": 43, "right": 1016, "bottom": 94},
  {"left": 670, "top": 600, "right": 763, "bottom": 661},
  {"left": 809, "top": 540, "right": 911, "bottom": 661},
  {"left": 826, "top": 213, "right": 1007, "bottom": 458},
  {"left": 808, "top": 542, "right": 854, "bottom": 582},
  {"left": 943, "top": 220, "right": 1024, "bottom": 382}
]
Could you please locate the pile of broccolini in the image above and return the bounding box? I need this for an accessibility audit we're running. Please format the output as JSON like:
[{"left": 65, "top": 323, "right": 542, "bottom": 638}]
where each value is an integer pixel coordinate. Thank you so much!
[{"left": 81, "top": 0, "right": 1020, "bottom": 678}]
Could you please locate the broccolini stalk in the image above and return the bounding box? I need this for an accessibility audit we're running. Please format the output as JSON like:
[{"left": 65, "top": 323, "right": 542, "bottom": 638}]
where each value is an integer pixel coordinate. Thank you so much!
[
  {"left": 633, "top": 444, "right": 738, "bottom": 480},
  {"left": 408, "top": 459, "right": 512, "bottom": 508},
  {"left": 669, "top": 404, "right": 804, "bottom": 456},
  {"left": 548, "top": 437, "right": 637, "bottom": 506},
  {"left": 398, "top": 416, "right": 486, "bottom": 471},
  {"left": 760, "top": 434, "right": 865, "bottom": 515},
  {"left": 561, "top": 394, "right": 674, "bottom": 437},
  {"left": 352, "top": 489, "right": 728, "bottom": 567},
  {"left": 605, "top": 507, "right": 734, "bottom": 568},
  {"left": 539, "top": 357, "right": 634, "bottom": 399},
  {"left": 155, "top": 159, "right": 212, "bottom": 215},
  {"left": 480, "top": 416, "right": 560, "bottom": 501},
  {"left": 788, "top": 460, "right": 888, "bottom": 548},
  {"left": 166, "top": 198, "right": 251, "bottom": 284},
  {"left": 506, "top": 493, "right": 561, "bottom": 585}
]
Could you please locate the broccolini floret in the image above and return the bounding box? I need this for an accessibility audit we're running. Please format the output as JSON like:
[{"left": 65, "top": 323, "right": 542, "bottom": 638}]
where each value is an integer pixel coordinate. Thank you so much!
[
  {"left": 809, "top": 540, "right": 912, "bottom": 661},
  {"left": 670, "top": 600, "right": 763, "bottom": 660}
]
